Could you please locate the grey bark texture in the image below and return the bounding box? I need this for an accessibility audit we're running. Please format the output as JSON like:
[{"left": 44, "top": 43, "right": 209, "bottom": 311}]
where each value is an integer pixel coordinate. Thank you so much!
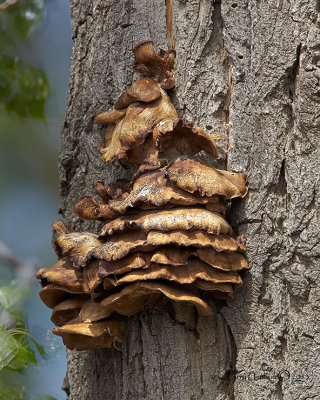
[{"left": 59, "top": 1, "right": 320, "bottom": 399}]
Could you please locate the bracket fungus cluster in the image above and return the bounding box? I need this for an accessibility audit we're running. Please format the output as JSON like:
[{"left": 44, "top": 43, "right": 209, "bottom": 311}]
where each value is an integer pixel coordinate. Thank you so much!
[{"left": 37, "top": 41, "right": 249, "bottom": 351}]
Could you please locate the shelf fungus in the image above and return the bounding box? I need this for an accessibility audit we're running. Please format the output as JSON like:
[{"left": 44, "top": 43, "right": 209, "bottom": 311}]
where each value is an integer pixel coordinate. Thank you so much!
[{"left": 36, "top": 40, "right": 249, "bottom": 351}]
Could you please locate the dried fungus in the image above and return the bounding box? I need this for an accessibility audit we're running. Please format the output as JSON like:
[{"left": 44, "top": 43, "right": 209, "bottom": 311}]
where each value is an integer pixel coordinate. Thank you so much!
[
  {"left": 52, "top": 222, "right": 102, "bottom": 267},
  {"left": 99, "top": 207, "right": 233, "bottom": 237},
  {"left": 78, "top": 299, "right": 113, "bottom": 323},
  {"left": 101, "top": 281, "right": 212, "bottom": 316},
  {"left": 74, "top": 173, "right": 227, "bottom": 222},
  {"left": 167, "top": 158, "right": 248, "bottom": 199},
  {"left": 114, "top": 77, "right": 162, "bottom": 109},
  {"left": 105, "top": 259, "right": 242, "bottom": 287},
  {"left": 86, "top": 230, "right": 246, "bottom": 265},
  {"left": 36, "top": 40, "right": 249, "bottom": 351},
  {"left": 97, "top": 87, "right": 178, "bottom": 165},
  {"left": 51, "top": 295, "right": 89, "bottom": 327},
  {"left": 132, "top": 41, "right": 175, "bottom": 88},
  {"left": 53, "top": 320, "right": 125, "bottom": 351},
  {"left": 97, "top": 247, "right": 249, "bottom": 278},
  {"left": 39, "top": 284, "right": 81, "bottom": 309},
  {"left": 36, "top": 258, "right": 83, "bottom": 291}
]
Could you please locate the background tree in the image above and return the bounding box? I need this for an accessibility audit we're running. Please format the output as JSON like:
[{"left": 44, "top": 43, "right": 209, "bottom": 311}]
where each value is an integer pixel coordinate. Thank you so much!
[{"left": 60, "top": 1, "right": 320, "bottom": 399}]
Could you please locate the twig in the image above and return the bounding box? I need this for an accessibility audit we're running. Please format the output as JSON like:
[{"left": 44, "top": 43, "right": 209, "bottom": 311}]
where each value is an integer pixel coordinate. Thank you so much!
[
  {"left": 0, "top": 0, "right": 18, "bottom": 11},
  {"left": 0, "top": 239, "right": 36, "bottom": 279},
  {"left": 165, "top": 0, "right": 175, "bottom": 50}
]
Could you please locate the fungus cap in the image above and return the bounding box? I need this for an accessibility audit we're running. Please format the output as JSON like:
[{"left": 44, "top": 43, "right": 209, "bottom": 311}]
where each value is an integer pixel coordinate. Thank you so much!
[
  {"left": 105, "top": 259, "right": 242, "bottom": 287},
  {"left": 167, "top": 158, "right": 248, "bottom": 199},
  {"left": 74, "top": 196, "right": 118, "bottom": 221},
  {"left": 51, "top": 221, "right": 102, "bottom": 266},
  {"left": 53, "top": 319, "right": 125, "bottom": 351},
  {"left": 99, "top": 207, "right": 233, "bottom": 237},
  {"left": 114, "top": 78, "right": 162, "bottom": 109},
  {"left": 97, "top": 247, "right": 249, "bottom": 278},
  {"left": 39, "top": 284, "right": 82, "bottom": 309},
  {"left": 36, "top": 258, "right": 83, "bottom": 291},
  {"left": 84, "top": 230, "right": 246, "bottom": 266},
  {"left": 101, "top": 281, "right": 212, "bottom": 316},
  {"left": 132, "top": 40, "right": 175, "bottom": 87},
  {"left": 75, "top": 173, "right": 227, "bottom": 222},
  {"left": 99, "top": 90, "right": 178, "bottom": 165},
  {"left": 94, "top": 108, "right": 126, "bottom": 124},
  {"left": 51, "top": 295, "right": 89, "bottom": 326}
]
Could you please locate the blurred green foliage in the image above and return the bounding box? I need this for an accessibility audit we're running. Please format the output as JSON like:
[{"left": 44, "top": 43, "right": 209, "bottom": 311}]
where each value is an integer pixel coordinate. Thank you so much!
[
  {"left": 0, "top": 2, "right": 59, "bottom": 398},
  {"left": 0, "top": 281, "right": 49, "bottom": 399},
  {"left": 0, "top": 0, "right": 49, "bottom": 119},
  {"left": 5, "top": 0, "right": 45, "bottom": 39}
]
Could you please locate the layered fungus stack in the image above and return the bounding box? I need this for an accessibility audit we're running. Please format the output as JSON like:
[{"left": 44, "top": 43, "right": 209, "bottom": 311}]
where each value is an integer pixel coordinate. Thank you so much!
[{"left": 37, "top": 41, "right": 249, "bottom": 351}]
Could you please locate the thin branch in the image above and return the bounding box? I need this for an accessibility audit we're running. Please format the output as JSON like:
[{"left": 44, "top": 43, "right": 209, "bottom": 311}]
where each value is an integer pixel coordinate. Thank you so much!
[
  {"left": 0, "top": 239, "right": 36, "bottom": 279},
  {"left": 0, "top": 240, "right": 21, "bottom": 269},
  {"left": 165, "top": 0, "right": 175, "bottom": 50},
  {"left": 0, "top": 0, "right": 18, "bottom": 11}
]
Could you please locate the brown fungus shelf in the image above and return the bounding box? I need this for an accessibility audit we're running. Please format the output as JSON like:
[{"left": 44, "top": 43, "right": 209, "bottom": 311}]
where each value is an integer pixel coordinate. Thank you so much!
[{"left": 36, "top": 41, "right": 249, "bottom": 351}]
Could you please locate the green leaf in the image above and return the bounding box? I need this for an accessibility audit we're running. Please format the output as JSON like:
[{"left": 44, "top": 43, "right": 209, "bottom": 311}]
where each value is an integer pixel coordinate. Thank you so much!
[
  {"left": 5, "top": 0, "right": 45, "bottom": 40},
  {"left": 40, "top": 396, "right": 58, "bottom": 400},
  {"left": 8, "top": 328, "right": 47, "bottom": 358},
  {"left": 0, "top": 284, "right": 30, "bottom": 321},
  {"left": 4, "top": 341, "right": 37, "bottom": 372},
  {"left": 0, "top": 328, "right": 39, "bottom": 372},
  {"left": 0, "top": 329, "right": 19, "bottom": 370},
  {"left": 0, "top": 278, "right": 49, "bottom": 397},
  {"left": 31, "top": 339, "right": 47, "bottom": 358},
  {"left": 0, "top": 57, "right": 49, "bottom": 119},
  {"left": 0, "top": 1, "right": 49, "bottom": 119}
]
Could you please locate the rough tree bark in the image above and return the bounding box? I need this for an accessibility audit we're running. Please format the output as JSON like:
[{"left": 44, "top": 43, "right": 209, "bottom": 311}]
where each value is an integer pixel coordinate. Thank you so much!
[{"left": 59, "top": 1, "right": 320, "bottom": 399}]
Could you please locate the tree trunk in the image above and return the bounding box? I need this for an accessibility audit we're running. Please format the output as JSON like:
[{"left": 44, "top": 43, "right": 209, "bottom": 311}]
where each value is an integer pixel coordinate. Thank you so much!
[{"left": 59, "top": 1, "right": 320, "bottom": 399}]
